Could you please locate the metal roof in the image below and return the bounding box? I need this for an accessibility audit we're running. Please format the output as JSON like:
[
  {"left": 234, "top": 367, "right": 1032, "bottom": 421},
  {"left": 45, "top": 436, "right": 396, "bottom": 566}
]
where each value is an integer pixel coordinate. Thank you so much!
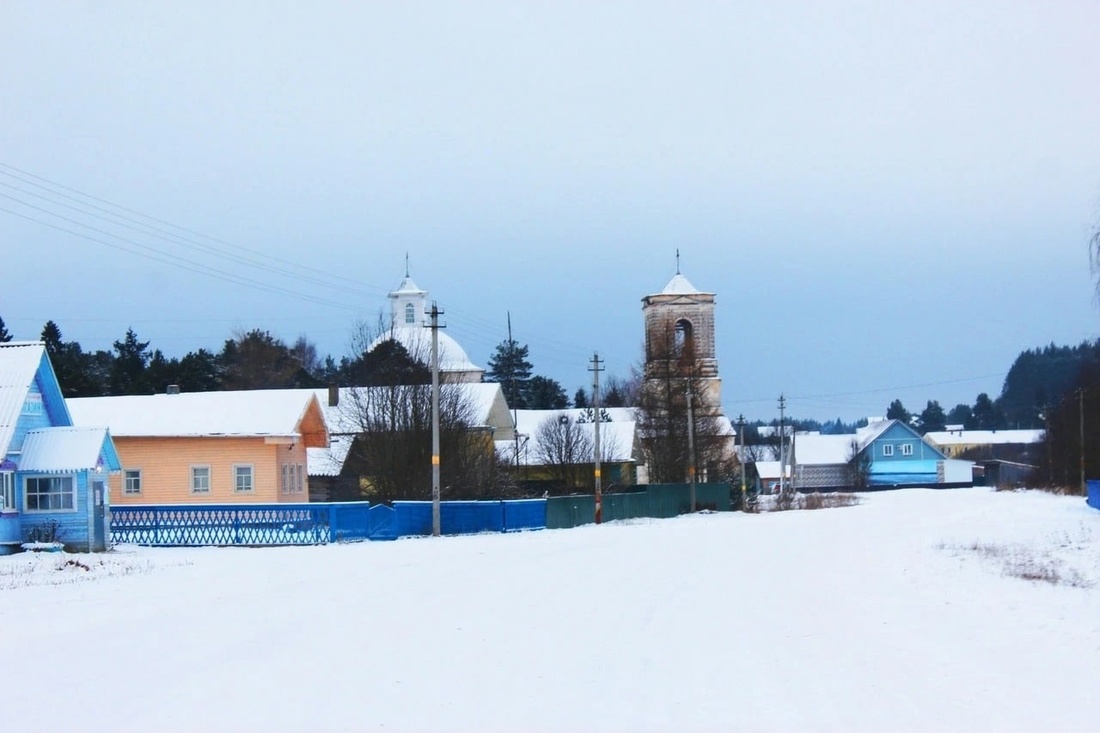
[{"left": 0, "top": 342, "right": 49, "bottom": 454}]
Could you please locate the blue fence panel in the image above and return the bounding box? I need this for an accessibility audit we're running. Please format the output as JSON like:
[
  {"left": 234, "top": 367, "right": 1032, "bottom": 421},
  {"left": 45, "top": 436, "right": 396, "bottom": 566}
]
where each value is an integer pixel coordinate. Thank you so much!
[
  {"left": 331, "top": 502, "right": 372, "bottom": 542},
  {"left": 1088, "top": 480, "right": 1100, "bottom": 511},
  {"left": 502, "top": 499, "right": 547, "bottom": 532},
  {"left": 368, "top": 504, "right": 398, "bottom": 540},
  {"left": 442, "top": 501, "right": 504, "bottom": 534},
  {"left": 393, "top": 501, "right": 434, "bottom": 537}
]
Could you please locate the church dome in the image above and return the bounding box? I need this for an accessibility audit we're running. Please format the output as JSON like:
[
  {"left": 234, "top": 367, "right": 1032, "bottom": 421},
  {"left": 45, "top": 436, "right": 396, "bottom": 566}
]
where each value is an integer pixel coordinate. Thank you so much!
[
  {"left": 369, "top": 270, "right": 484, "bottom": 382},
  {"left": 366, "top": 327, "right": 484, "bottom": 381}
]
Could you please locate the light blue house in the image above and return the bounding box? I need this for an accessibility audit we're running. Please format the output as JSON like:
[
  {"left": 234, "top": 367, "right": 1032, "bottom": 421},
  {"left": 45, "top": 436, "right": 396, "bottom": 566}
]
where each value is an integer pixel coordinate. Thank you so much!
[
  {"left": 0, "top": 341, "right": 120, "bottom": 553},
  {"left": 793, "top": 419, "right": 974, "bottom": 490}
]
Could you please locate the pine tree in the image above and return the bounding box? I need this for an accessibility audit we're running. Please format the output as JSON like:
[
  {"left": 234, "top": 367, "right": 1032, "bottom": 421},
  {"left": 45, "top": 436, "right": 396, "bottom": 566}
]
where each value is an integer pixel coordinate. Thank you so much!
[
  {"left": 526, "top": 375, "right": 568, "bottom": 409},
  {"left": 110, "top": 327, "right": 151, "bottom": 395},
  {"left": 0, "top": 315, "right": 12, "bottom": 342},
  {"left": 40, "top": 320, "right": 63, "bottom": 360},
  {"left": 918, "top": 400, "right": 947, "bottom": 433},
  {"left": 886, "top": 399, "right": 910, "bottom": 423},
  {"left": 486, "top": 338, "right": 532, "bottom": 409}
]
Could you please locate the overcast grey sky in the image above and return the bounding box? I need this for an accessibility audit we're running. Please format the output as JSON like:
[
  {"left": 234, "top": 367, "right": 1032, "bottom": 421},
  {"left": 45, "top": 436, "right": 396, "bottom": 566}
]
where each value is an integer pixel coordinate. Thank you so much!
[{"left": 3, "top": 1, "right": 1099, "bottom": 422}]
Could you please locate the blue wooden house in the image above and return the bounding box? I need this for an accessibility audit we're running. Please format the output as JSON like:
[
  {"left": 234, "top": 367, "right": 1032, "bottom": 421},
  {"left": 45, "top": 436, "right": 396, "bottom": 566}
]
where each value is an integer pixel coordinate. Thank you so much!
[
  {"left": 0, "top": 342, "right": 120, "bottom": 553},
  {"left": 793, "top": 419, "right": 974, "bottom": 490}
]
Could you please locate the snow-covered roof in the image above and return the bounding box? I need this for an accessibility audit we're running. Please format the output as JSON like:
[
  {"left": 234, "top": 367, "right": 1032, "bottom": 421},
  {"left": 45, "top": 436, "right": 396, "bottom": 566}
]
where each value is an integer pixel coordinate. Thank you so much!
[
  {"left": 792, "top": 433, "right": 861, "bottom": 466},
  {"left": 755, "top": 461, "right": 791, "bottom": 480},
  {"left": 0, "top": 341, "right": 53, "bottom": 453},
  {"left": 314, "top": 382, "right": 514, "bottom": 439},
  {"left": 366, "top": 328, "right": 484, "bottom": 376},
  {"left": 924, "top": 429, "right": 1044, "bottom": 446},
  {"left": 661, "top": 273, "right": 701, "bottom": 295},
  {"left": 499, "top": 407, "right": 640, "bottom": 464},
  {"left": 307, "top": 434, "right": 353, "bottom": 477},
  {"left": 19, "top": 426, "right": 113, "bottom": 473},
  {"left": 389, "top": 275, "right": 426, "bottom": 296},
  {"left": 68, "top": 390, "right": 324, "bottom": 439}
]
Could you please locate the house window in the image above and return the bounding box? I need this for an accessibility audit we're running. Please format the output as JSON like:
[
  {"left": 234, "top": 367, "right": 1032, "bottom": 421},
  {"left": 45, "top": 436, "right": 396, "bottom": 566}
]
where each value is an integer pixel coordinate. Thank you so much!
[
  {"left": 234, "top": 465, "right": 254, "bottom": 493},
  {"left": 405, "top": 303, "right": 416, "bottom": 324},
  {"left": 191, "top": 466, "right": 211, "bottom": 494},
  {"left": 296, "top": 463, "right": 305, "bottom": 494},
  {"left": 124, "top": 469, "right": 142, "bottom": 496},
  {"left": 0, "top": 472, "right": 14, "bottom": 511},
  {"left": 281, "top": 463, "right": 290, "bottom": 494},
  {"left": 900, "top": 443, "right": 914, "bottom": 456},
  {"left": 882, "top": 444, "right": 894, "bottom": 457},
  {"left": 25, "top": 476, "right": 75, "bottom": 512}
]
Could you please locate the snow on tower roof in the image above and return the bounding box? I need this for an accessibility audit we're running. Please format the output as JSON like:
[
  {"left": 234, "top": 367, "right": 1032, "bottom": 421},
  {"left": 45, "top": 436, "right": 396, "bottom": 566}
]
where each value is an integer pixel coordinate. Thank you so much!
[
  {"left": 390, "top": 275, "right": 426, "bottom": 296},
  {"left": 661, "top": 273, "right": 700, "bottom": 294}
]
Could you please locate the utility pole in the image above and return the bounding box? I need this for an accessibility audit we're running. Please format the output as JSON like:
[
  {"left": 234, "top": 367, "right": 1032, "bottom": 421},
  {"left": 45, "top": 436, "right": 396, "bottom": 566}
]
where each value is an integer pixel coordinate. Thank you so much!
[
  {"left": 429, "top": 302, "right": 443, "bottom": 536},
  {"left": 1080, "top": 388, "right": 1086, "bottom": 496},
  {"left": 686, "top": 378, "right": 696, "bottom": 512},
  {"left": 778, "top": 394, "right": 786, "bottom": 495},
  {"left": 590, "top": 352, "right": 604, "bottom": 523},
  {"left": 508, "top": 312, "right": 520, "bottom": 469},
  {"left": 737, "top": 414, "right": 746, "bottom": 509}
]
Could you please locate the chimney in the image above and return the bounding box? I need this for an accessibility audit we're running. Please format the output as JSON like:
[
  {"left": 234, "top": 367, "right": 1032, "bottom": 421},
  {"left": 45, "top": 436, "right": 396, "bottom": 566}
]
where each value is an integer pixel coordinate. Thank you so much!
[
  {"left": 166, "top": 385, "right": 181, "bottom": 395},
  {"left": 328, "top": 383, "right": 339, "bottom": 407}
]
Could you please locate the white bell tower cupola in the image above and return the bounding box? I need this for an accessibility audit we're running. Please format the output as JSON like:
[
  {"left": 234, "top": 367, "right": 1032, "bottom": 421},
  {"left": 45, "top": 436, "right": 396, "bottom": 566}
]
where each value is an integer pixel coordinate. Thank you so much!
[{"left": 388, "top": 261, "right": 428, "bottom": 328}]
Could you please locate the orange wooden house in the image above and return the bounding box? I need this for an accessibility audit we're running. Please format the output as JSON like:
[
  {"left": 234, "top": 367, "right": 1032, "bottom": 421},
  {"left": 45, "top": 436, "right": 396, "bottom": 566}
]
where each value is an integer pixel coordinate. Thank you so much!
[{"left": 67, "top": 389, "right": 329, "bottom": 505}]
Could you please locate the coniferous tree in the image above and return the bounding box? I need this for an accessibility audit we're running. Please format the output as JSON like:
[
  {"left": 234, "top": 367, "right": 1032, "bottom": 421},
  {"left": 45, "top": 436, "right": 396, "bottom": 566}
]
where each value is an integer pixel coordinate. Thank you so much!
[
  {"left": 918, "top": 400, "right": 947, "bottom": 433},
  {"left": 886, "top": 399, "right": 911, "bottom": 423},
  {"left": 110, "top": 328, "right": 151, "bottom": 395},
  {"left": 526, "top": 375, "right": 568, "bottom": 409},
  {"left": 40, "top": 320, "right": 63, "bottom": 361},
  {"left": 971, "top": 393, "right": 1003, "bottom": 430},
  {"left": 946, "top": 403, "right": 972, "bottom": 427},
  {"left": 486, "top": 338, "right": 533, "bottom": 409},
  {"left": 0, "top": 316, "right": 12, "bottom": 342}
]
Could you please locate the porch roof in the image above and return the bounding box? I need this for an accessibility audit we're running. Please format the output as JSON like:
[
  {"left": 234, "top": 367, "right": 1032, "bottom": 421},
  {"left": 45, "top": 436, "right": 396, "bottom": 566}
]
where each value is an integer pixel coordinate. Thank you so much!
[{"left": 19, "top": 426, "right": 119, "bottom": 473}]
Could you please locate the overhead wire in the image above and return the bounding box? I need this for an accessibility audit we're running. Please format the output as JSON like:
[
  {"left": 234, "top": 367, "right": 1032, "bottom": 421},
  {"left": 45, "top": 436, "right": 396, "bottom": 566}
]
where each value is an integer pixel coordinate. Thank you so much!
[{"left": 0, "top": 161, "right": 603, "bottom": 367}]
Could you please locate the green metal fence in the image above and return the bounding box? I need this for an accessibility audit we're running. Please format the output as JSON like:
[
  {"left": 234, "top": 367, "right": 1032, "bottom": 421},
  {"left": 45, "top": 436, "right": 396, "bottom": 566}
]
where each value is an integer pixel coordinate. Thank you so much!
[{"left": 546, "top": 483, "right": 732, "bottom": 529}]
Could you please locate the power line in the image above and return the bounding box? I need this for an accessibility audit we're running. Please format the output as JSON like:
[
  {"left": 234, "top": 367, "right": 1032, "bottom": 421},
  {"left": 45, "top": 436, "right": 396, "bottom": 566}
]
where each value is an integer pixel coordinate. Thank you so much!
[
  {"left": 0, "top": 202, "right": 361, "bottom": 311},
  {"left": 0, "top": 161, "right": 390, "bottom": 297}
]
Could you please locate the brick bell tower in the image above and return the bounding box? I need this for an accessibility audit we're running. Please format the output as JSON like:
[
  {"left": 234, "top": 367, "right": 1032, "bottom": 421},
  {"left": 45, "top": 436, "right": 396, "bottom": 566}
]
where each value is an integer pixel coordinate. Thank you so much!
[{"left": 641, "top": 259, "right": 724, "bottom": 417}]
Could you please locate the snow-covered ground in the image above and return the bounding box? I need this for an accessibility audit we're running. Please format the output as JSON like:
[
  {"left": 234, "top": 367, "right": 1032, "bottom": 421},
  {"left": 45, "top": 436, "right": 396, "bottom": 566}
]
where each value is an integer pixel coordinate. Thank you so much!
[{"left": 3, "top": 488, "right": 1099, "bottom": 732}]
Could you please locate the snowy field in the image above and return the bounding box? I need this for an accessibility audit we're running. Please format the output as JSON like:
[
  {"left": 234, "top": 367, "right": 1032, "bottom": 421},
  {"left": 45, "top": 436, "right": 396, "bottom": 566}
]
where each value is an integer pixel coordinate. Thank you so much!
[{"left": 2, "top": 488, "right": 1099, "bottom": 732}]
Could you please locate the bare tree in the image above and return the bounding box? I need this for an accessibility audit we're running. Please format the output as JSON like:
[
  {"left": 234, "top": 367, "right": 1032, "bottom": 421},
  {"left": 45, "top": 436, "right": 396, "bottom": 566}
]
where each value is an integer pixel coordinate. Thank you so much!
[
  {"left": 333, "top": 318, "right": 514, "bottom": 502},
  {"left": 636, "top": 316, "right": 734, "bottom": 483},
  {"left": 533, "top": 413, "right": 624, "bottom": 494},
  {"left": 847, "top": 438, "right": 871, "bottom": 490}
]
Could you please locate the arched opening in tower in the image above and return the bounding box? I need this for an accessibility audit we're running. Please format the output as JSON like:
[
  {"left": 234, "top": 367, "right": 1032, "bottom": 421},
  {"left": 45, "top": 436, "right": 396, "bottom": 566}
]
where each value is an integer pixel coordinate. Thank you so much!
[{"left": 674, "top": 318, "right": 696, "bottom": 368}]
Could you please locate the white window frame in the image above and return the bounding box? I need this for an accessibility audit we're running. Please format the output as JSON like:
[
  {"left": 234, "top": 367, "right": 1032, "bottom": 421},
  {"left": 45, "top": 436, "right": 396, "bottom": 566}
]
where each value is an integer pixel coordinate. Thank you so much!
[
  {"left": 233, "top": 464, "right": 254, "bottom": 493},
  {"left": 24, "top": 475, "right": 76, "bottom": 513},
  {"left": 405, "top": 302, "right": 416, "bottom": 324},
  {"left": 882, "top": 444, "right": 894, "bottom": 457},
  {"left": 123, "top": 468, "right": 142, "bottom": 496},
  {"left": 0, "top": 471, "right": 14, "bottom": 511},
  {"left": 900, "top": 443, "right": 914, "bottom": 456},
  {"left": 190, "top": 465, "right": 211, "bottom": 495}
]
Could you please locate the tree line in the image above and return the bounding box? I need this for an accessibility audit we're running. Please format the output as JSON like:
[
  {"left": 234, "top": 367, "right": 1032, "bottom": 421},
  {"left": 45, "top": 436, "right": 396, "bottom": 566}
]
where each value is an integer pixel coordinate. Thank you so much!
[{"left": 0, "top": 315, "right": 582, "bottom": 409}]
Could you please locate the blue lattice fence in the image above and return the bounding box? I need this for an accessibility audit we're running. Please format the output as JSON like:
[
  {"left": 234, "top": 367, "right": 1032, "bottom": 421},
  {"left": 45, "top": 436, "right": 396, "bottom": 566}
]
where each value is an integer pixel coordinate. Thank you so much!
[
  {"left": 112, "top": 499, "right": 546, "bottom": 547},
  {"left": 111, "top": 503, "right": 346, "bottom": 546}
]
